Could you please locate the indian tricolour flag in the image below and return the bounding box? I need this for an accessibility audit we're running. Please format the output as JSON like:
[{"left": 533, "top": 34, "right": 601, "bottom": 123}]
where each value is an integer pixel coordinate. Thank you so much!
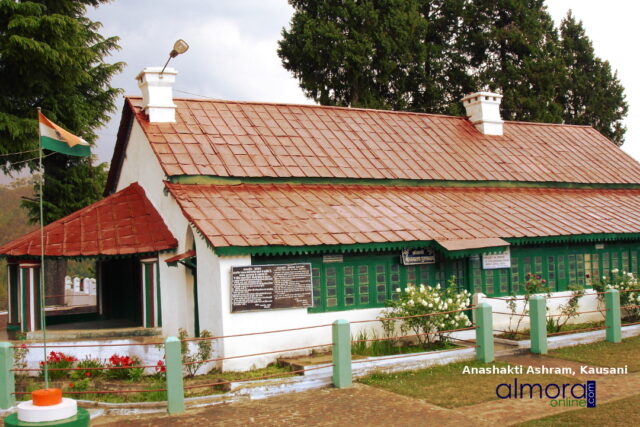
[{"left": 38, "top": 112, "right": 90, "bottom": 157}]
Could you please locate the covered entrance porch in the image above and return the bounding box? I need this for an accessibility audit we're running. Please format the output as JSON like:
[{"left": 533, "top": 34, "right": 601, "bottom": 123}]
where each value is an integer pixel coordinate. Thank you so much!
[{"left": 0, "top": 183, "right": 178, "bottom": 338}]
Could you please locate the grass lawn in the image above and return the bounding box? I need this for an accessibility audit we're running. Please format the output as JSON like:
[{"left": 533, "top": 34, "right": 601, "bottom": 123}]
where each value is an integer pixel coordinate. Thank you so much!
[
  {"left": 548, "top": 335, "right": 640, "bottom": 372},
  {"left": 518, "top": 393, "right": 640, "bottom": 426},
  {"left": 359, "top": 360, "right": 578, "bottom": 408},
  {"left": 497, "top": 321, "right": 605, "bottom": 340}
]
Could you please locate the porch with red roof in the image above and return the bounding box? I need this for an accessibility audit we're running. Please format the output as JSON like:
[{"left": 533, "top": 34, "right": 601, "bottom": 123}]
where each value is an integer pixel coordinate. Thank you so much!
[{"left": 0, "top": 183, "right": 177, "bottom": 338}]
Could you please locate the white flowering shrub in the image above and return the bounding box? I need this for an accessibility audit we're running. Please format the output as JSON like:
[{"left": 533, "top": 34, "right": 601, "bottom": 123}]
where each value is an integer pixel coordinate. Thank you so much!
[
  {"left": 380, "top": 277, "right": 472, "bottom": 347},
  {"left": 593, "top": 269, "right": 640, "bottom": 322}
]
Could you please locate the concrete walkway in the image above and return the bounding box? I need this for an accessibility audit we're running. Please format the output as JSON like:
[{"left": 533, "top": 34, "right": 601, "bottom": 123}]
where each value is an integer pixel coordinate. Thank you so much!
[{"left": 91, "top": 353, "right": 640, "bottom": 426}]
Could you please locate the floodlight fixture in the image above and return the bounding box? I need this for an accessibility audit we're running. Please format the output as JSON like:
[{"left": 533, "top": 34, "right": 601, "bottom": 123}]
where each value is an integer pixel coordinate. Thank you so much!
[{"left": 160, "top": 39, "right": 190, "bottom": 76}]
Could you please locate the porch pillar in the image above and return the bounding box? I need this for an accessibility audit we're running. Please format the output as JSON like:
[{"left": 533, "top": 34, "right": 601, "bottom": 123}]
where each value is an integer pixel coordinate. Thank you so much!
[
  {"left": 18, "top": 261, "right": 42, "bottom": 333},
  {"left": 6, "top": 262, "right": 19, "bottom": 330},
  {"left": 141, "top": 258, "right": 160, "bottom": 328}
]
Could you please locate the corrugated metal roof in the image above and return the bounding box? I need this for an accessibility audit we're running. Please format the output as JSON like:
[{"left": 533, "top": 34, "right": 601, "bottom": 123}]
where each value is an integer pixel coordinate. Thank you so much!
[
  {"left": 124, "top": 97, "right": 640, "bottom": 184},
  {"left": 166, "top": 183, "right": 640, "bottom": 249}
]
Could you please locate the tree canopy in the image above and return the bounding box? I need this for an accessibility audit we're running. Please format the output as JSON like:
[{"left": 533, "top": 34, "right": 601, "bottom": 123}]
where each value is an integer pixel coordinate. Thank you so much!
[
  {"left": 279, "top": 1, "right": 628, "bottom": 145},
  {"left": 0, "top": 0, "right": 123, "bottom": 223},
  {"left": 557, "top": 12, "right": 627, "bottom": 145}
]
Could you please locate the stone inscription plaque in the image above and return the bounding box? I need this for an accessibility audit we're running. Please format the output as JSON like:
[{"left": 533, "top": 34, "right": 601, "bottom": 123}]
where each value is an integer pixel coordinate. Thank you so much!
[{"left": 231, "top": 263, "right": 312, "bottom": 312}]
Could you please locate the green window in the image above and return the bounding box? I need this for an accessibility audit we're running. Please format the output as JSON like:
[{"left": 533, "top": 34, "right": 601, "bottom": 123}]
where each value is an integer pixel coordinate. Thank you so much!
[{"left": 255, "top": 252, "right": 468, "bottom": 313}]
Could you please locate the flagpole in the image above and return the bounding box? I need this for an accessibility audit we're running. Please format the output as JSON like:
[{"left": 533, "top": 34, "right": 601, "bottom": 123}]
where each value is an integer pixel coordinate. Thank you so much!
[{"left": 37, "top": 107, "right": 49, "bottom": 389}]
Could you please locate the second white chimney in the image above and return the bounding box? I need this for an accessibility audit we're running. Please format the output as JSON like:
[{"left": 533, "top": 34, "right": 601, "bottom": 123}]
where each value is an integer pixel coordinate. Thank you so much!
[
  {"left": 136, "top": 67, "right": 178, "bottom": 123},
  {"left": 461, "top": 91, "right": 503, "bottom": 136}
]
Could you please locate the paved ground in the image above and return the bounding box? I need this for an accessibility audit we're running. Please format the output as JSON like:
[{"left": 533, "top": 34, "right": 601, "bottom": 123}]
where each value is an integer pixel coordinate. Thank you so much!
[{"left": 91, "top": 353, "right": 640, "bottom": 427}]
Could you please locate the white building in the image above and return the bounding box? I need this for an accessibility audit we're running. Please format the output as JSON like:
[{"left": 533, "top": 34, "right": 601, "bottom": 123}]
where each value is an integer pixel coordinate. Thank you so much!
[{"left": 4, "top": 67, "right": 640, "bottom": 370}]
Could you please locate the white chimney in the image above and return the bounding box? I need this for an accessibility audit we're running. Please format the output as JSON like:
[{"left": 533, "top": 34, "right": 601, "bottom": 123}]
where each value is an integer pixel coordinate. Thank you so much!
[
  {"left": 461, "top": 91, "right": 503, "bottom": 136},
  {"left": 136, "top": 67, "right": 178, "bottom": 123}
]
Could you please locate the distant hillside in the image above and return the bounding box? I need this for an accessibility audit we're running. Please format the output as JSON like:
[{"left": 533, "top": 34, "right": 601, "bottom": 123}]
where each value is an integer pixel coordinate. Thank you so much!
[{"left": 0, "top": 179, "right": 37, "bottom": 310}]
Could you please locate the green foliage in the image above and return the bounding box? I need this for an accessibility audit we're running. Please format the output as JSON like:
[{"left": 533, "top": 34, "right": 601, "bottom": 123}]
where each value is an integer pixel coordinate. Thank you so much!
[
  {"left": 280, "top": 1, "right": 627, "bottom": 143},
  {"left": 70, "top": 357, "right": 104, "bottom": 380},
  {"left": 592, "top": 269, "right": 640, "bottom": 322},
  {"left": 351, "top": 329, "right": 454, "bottom": 356},
  {"left": 66, "top": 259, "right": 95, "bottom": 278},
  {"left": 380, "top": 277, "right": 471, "bottom": 347},
  {"left": 504, "top": 272, "right": 550, "bottom": 337},
  {"left": 105, "top": 354, "right": 144, "bottom": 382},
  {"left": 279, "top": 0, "right": 472, "bottom": 114},
  {"left": 179, "top": 328, "right": 214, "bottom": 377},
  {"left": 22, "top": 158, "right": 109, "bottom": 225},
  {"left": 68, "top": 377, "right": 90, "bottom": 392},
  {"left": 465, "top": 0, "right": 565, "bottom": 123},
  {"left": 40, "top": 351, "right": 77, "bottom": 380},
  {"left": 13, "top": 342, "right": 28, "bottom": 374},
  {"left": 0, "top": 0, "right": 123, "bottom": 223},
  {"left": 0, "top": 179, "right": 37, "bottom": 309},
  {"left": 547, "top": 284, "right": 585, "bottom": 334},
  {"left": 557, "top": 11, "right": 628, "bottom": 145}
]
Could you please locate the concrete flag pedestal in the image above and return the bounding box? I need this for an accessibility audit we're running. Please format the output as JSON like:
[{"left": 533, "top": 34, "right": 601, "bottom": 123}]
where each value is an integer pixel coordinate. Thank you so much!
[{"left": 3, "top": 389, "right": 89, "bottom": 426}]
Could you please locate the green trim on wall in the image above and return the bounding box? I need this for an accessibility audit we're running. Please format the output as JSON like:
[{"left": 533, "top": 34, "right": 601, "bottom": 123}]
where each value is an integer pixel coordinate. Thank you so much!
[
  {"left": 506, "top": 233, "right": 640, "bottom": 246},
  {"left": 169, "top": 174, "right": 640, "bottom": 190},
  {"left": 156, "top": 261, "right": 162, "bottom": 327},
  {"left": 214, "top": 241, "right": 435, "bottom": 257},
  {"left": 143, "top": 263, "right": 152, "bottom": 328},
  {"left": 20, "top": 268, "right": 27, "bottom": 333},
  {"left": 213, "top": 233, "right": 640, "bottom": 259}
]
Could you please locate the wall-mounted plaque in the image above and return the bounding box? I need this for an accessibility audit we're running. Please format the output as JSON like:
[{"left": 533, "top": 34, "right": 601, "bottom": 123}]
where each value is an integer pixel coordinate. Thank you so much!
[
  {"left": 231, "top": 263, "right": 312, "bottom": 312},
  {"left": 401, "top": 248, "right": 436, "bottom": 265},
  {"left": 482, "top": 247, "right": 511, "bottom": 270}
]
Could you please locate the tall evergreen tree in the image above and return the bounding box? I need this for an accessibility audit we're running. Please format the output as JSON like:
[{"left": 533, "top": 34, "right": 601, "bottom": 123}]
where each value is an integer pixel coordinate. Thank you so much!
[
  {"left": 558, "top": 11, "right": 627, "bottom": 145},
  {"left": 0, "top": 0, "right": 122, "bottom": 224},
  {"left": 278, "top": 0, "right": 475, "bottom": 114},
  {"left": 463, "top": 0, "right": 564, "bottom": 122},
  {"left": 279, "top": 0, "right": 628, "bottom": 139}
]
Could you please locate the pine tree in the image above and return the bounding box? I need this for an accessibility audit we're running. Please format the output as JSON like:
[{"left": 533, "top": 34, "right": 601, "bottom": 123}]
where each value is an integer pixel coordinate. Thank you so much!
[
  {"left": 0, "top": 0, "right": 122, "bottom": 223},
  {"left": 558, "top": 11, "right": 627, "bottom": 145},
  {"left": 279, "top": 0, "right": 630, "bottom": 140},
  {"left": 463, "top": 0, "right": 564, "bottom": 122},
  {"left": 278, "top": 0, "right": 475, "bottom": 113}
]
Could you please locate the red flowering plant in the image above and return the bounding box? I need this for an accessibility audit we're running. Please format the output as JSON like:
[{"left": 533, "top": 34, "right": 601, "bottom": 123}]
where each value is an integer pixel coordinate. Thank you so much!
[
  {"left": 70, "top": 357, "right": 104, "bottom": 380},
  {"left": 40, "top": 351, "right": 77, "bottom": 380},
  {"left": 13, "top": 342, "right": 29, "bottom": 374},
  {"left": 105, "top": 354, "right": 144, "bottom": 382},
  {"left": 151, "top": 359, "right": 166, "bottom": 381}
]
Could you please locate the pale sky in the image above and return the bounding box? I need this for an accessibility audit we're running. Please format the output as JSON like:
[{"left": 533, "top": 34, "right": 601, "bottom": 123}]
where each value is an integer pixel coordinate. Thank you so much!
[{"left": 79, "top": 0, "right": 640, "bottom": 165}]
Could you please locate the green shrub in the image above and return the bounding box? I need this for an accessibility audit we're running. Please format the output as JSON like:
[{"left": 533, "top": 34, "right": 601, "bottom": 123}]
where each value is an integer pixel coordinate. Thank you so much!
[
  {"left": 179, "top": 328, "right": 213, "bottom": 377},
  {"left": 380, "top": 277, "right": 471, "bottom": 347},
  {"left": 105, "top": 354, "right": 144, "bottom": 382},
  {"left": 40, "top": 352, "right": 77, "bottom": 381},
  {"left": 70, "top": 357, "right": 104, "bottom": 381}
]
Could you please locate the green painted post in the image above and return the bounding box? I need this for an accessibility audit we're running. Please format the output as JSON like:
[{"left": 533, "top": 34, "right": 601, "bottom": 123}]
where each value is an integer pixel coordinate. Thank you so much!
[
  {"left": 529, "top": 295, "right": 548, "bottom": 355},
  {"left": 165, "top": 336, "right": 185, "bottom": 414},
  {"left": 605, "top": 289, "right": 622, "bottom": 343},
  {"left": 332, "top": 319, "right": 352, "bottom": 388},
  {"left": 475, "top": 303, "right": 494, "bottom": 363},
  {"left": 0, "top": 342, "right": 16, "bottom": 409}
]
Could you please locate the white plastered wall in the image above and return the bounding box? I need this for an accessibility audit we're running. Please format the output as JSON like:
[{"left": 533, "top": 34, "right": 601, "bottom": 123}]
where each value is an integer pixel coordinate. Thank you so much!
[
  {"left": 475, "top": 290, "right": 606, "bottom": 332},
  {"left": 113, "top": 119, "right": 195, "bottom": 337},
  {"left": 202, "top": 251, "right": 413, "bottom": 372}
]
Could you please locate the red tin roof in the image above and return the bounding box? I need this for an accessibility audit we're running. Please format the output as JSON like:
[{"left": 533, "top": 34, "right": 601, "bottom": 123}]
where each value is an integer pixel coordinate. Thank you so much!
[
  {"left": 166, "top": 183, "right": 640, "bottom": 249},
  {"left": 0, "top": 183, "right": 177, "bottom": 257},
  {"left": 113, "top": 97, "right": 640, "bottom": 185}
]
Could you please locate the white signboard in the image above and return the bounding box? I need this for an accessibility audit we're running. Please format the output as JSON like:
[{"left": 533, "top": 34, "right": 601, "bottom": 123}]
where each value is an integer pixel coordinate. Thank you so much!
[
  {"left": 401, "top": 248, "right": 436, "bottom": 265},
  {"left": 482, "top": 247, "right": 511, "bottom": 269}
]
